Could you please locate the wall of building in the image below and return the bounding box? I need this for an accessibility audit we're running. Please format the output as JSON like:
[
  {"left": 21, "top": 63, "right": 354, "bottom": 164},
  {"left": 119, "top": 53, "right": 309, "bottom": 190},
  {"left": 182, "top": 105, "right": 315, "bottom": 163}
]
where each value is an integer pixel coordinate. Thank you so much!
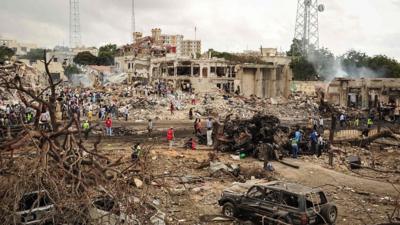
[
  {"left": 238, "top": 64, "right": 292, "bottom": 98},
  {"left": 0, "top": 38, "right": 38, "bottom": 56},
  {"left": 327, "top": 78, "right": 400, "bottom": 108},
  {"left": 33, "top": 60, "right": 67, "bottom": 82},
  {"left": 291, "top": 81, "right": 328, "bottom": 96}
]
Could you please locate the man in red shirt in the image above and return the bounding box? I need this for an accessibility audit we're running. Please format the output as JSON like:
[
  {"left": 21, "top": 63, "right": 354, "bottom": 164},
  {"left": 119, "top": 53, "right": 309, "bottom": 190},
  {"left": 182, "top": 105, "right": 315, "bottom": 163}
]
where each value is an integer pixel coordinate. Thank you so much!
[
  {"left": 105, "top": 117, "right": 112, "bottom": 136},
  {"left": 167, "top": 127, "right": 174, "bottom": 150}
]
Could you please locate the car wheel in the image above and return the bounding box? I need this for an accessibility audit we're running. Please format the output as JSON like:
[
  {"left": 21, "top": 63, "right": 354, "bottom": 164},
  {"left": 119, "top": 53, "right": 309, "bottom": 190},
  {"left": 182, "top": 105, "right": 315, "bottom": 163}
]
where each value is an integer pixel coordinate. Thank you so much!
[
  {"left": 222, "top": 202, "right": 237, "bottom": 217},
  {"left": 321, "top": 204, "right": 338, "bottom": 224}
]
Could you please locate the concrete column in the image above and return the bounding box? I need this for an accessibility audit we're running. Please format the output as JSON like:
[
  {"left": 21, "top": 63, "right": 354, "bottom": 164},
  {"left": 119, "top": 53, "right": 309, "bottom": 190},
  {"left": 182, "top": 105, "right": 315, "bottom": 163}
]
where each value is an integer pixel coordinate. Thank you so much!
[
  {"left": 339, "top": 81, "right": 349, "bottom": 107},
  {"left": 173, "top": 61, "right": 177, "bottom": 77},
  {"left": 255, "top": 68, "right": 263, "bottom": 97},
  {"left": 190, "top": 64, "right": 194, "bottom": 77},
  {"left": 149, "top": 65, "right": 154, "bottom": 83},
  {"left": 361, "top": 81, "right": 369, "bottom": 108},
  {"left": 270, "top": 68, "right": 277, "bottom": 98}
]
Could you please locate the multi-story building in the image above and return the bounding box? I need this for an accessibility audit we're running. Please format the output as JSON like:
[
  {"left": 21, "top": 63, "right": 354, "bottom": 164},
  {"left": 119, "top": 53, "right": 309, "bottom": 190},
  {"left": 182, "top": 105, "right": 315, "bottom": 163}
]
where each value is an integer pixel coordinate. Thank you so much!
[
  {"left": 181, "top": 40, "right": 201, "bottom": 57},
  {"left": 150, "top": 28, "right": 184, "bottom": 55},
  {"left": 114, "top": 52, "right": 292, "bottom": 98},
  {"left": 0, "top": 38, "right": 38, "bottom": 56}
]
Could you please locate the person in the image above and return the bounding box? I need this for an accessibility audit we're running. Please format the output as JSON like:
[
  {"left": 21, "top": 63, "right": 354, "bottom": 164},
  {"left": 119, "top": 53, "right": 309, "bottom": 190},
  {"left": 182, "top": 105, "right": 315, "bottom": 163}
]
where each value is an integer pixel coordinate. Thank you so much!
[
  {"left": 26, "top": 111, "right": 33, "bottom": 124},
  {"left": 313, "top": 117, "right": 318, "bottom": 131},
  {"left": 195, "top": 118, "right": 202, "bottom": 135},
  {"left": 291, "top": 136, "right": 299, "bottom": 159},
  {"left": 206, "top": 117, "right": 213, "bottom": 146},
  {"left": 189, "top": 108, "right": 193, "bottom": 120},
  {"left": 191, "top": 94, "right": 196, "bottom": 105},
  {"left": 354, "top": 117, "right": 360, "bottom": 127},
  {"left": 82, "top": 120, "right": 90, "bottom": 140},
  {"left": 124, "top": 106, "right": 129, "bottom": 121},
  {"left": 309, "top": 129, "right": 318, "bottom": 155},
  {"left": 317, "top": 134, "right": 324, "bottom": 157},
  {"left": 148, "top": 119, "right": 153, "bottom": 135},
  {"left": 193, "top": 118, "right": 198, "bottom": 133},
  {"left": 100, "top": 106, "right": 106, "bottom": 120},
  {"left": 184, "top": 137, "right": 197, "bottom": 150},
  {"left": 235, "top": 85, "right": 241, "bottom": 95},
  {"left": 39, "top": 109, "right": 51, "bottom": 131},
  {"left": 88, "top": 110, "right": 93, "bottom": 122},
  {"left": 131, "top": 143, "right": 141, "bottom": 161},
  {"left": 170, "top": 102, "right": 175, "bottom": 115},
  {"left": 191, "top": 137, "right": 197, "bottom": 150},
  {"left": 367, "top": 117, "right": 373, "bottom": 128},
  {"left": 339, "top": 113, "right": 346, "bottom": 127},
  {"left": 319, "top": 116, "right": 324, "bottom": 129},
  {"left": 105, "top": 117, "right": 113, "bottom": 136},
  {"left": 167, "top": 127, "right": 174, "bottom": 150},
  {"left": 291, "top": 127, "right": 301, "bottom": 158}
]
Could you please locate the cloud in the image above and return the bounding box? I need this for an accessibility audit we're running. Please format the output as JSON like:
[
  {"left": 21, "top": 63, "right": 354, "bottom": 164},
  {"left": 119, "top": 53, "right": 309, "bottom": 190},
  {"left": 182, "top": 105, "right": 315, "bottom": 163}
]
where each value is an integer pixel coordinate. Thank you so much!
[{"left": 0, "top": 0, "right": 399, "bottom": 60}]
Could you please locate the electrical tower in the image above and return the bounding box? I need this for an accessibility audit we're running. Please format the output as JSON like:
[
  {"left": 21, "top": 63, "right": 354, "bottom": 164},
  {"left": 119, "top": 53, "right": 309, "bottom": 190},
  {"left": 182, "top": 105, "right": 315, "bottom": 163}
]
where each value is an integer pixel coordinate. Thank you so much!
[
  {"left": 69, "top": 0, "right": 82, "bottom": 48},
  {"left": 294, "top": 0, "right": 325, "bottom": 54},
  {"left": 131, "top": 0, "right": 136, "bottom": 43}
]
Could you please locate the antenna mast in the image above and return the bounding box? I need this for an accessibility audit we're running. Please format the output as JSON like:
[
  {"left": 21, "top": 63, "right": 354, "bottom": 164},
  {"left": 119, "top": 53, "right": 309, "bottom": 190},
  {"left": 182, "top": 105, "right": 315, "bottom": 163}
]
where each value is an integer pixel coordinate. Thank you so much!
[{"left": 69, "top": 0, "right": 82, "bottom": 48}]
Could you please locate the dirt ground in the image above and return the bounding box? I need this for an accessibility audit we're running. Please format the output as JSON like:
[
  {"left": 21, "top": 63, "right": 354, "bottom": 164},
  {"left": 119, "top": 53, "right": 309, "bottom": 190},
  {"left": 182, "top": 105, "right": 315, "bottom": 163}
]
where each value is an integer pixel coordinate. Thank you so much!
[{"left": 93, "top": 134, "right": 400, "bottom": 225}]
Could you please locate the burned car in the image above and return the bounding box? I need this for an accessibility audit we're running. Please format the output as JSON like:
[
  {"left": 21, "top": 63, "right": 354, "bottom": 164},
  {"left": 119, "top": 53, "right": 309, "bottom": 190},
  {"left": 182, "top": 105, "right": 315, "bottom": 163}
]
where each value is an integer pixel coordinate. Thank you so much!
[
  {"left": 218, "top": 181, "right": 337, "bottom": 225},
  {"left": 15, "top": 190, "right": 55, "bottom": 225}
]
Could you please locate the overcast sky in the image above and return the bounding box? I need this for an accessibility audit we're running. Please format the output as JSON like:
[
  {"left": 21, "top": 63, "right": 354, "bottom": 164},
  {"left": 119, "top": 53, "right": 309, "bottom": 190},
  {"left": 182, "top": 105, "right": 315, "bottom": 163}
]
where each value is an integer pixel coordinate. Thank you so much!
[{"left": 1, "top": 0, "right": 399, "bottom": 60}]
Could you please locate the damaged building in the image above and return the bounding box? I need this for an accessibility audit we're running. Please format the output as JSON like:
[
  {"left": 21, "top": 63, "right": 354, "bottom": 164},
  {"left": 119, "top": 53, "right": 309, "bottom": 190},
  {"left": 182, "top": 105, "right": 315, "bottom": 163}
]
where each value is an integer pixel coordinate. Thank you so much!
[
  {"left": 115, "top": 53, "right": 292, "bottom": 98},
  {"left": 327, "top": 77, "right": 400, "bottom": 109}
]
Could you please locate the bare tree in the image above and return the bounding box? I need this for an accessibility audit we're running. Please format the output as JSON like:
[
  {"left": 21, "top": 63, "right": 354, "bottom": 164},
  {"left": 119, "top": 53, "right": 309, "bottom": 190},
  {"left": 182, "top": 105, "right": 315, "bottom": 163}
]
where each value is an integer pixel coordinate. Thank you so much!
[{"left": 0, "top": 53, "right": 150, "bottom": 224}]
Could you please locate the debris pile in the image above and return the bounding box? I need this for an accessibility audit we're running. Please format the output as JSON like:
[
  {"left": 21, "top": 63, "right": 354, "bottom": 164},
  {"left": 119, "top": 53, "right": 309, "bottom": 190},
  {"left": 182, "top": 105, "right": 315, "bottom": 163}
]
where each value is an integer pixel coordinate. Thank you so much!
[{"left": 216, "top": 114, "right": 288, "bottom": 157}]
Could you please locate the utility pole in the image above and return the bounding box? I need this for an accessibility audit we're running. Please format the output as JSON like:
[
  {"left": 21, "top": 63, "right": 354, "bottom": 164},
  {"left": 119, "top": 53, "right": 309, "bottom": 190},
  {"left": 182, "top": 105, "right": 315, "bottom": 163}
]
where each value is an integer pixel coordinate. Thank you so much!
[{"left": 69, "top": 0, "right": 82, "bottom": 48}]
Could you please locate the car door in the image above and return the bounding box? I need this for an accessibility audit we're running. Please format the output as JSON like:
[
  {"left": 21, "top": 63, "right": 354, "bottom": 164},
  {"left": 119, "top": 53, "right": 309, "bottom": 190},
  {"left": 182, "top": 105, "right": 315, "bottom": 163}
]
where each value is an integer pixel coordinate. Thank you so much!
[
  {"left": 259, "top": 188, "right": 283, "bottom": 221},
  {"left": 238, "top": 186, "right": 267, "bottom": 217}
]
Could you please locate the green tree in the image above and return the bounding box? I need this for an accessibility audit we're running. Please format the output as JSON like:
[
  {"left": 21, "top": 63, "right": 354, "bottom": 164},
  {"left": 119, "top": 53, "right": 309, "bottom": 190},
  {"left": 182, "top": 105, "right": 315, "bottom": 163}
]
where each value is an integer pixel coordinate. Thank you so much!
[
  {"left": 22, "top": 48, "right": 47, "bottom": 62},
  {"left": 64, "top": 64, "right": 82, "bottom": 78},
  {"left": 287, "top": 39, "right": 319, "bottom": 80},
  {"left": 97, "top": 44, "right": 117, "bottom": 66},
  {"left": 0, "top": 46, "right": 15, "bottom": 63},
  {"left": 286, "top": 39, "right": 303, "bottom": 57},
  {"left": 367, "top": 55, "right": 400, "bottom": 78},
  {"left": 290, "top": 56, "right": 318, "bottom": 81},
  {"left": 338, "top": 50, "right": 369, "bottom": 76},
  {"left": 73, "top": 51, "right": 98, "bottom": 65}
]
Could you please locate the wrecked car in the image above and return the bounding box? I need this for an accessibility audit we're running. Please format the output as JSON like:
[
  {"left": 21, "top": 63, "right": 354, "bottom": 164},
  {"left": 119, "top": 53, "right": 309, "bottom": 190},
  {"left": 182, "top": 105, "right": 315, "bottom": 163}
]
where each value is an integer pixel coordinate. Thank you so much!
[
  {"left": 218, "top": 181, "right": 337, "bottom": 225},
  {"left": 15, "top": 191, "right": 139, "bottom": 225},
  {"left": 15, "top": 190, "right": 55, "bottom": 225},
  {"left": 90, "top": 195, "right": 139, "bottom": 225}
]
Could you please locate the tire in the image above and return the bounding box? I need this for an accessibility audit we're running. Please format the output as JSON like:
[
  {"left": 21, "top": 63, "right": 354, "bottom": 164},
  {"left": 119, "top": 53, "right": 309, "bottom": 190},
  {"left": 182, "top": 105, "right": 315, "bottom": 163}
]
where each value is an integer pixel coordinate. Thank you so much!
[
  {"left": 320, "top": 204, "right": 338, "bottom": 225},
  {"left": 222, "top": 202, "right": 237, "bottom": 217}
]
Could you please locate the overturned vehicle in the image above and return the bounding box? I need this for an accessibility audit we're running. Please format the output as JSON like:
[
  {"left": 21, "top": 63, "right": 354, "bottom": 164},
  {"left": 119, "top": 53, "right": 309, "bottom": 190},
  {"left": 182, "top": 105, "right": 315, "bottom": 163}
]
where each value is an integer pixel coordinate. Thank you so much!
[{"left": 219, "top": 181, "right": 338, "bottom": 225}]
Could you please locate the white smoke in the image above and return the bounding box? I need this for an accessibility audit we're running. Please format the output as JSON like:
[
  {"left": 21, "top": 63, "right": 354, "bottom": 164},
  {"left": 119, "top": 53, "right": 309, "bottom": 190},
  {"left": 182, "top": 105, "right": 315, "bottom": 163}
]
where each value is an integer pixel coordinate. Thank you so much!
[{"left": 307, "top": 53, "right": 384, "bottom": 81}]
